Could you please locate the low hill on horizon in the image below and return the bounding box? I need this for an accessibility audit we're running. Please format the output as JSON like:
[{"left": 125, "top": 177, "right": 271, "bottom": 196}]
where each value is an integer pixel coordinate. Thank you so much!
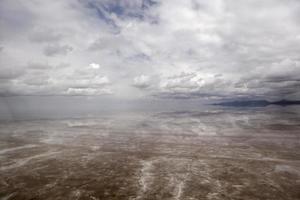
[{"left": 213, "top": 99, "right": 300, "bottom": 107}]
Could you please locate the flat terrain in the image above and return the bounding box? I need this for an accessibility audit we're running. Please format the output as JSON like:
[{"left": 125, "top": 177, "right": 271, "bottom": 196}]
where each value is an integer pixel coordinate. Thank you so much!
[{"left": 0, "top": 109, "right": 300, "bottom": 200}]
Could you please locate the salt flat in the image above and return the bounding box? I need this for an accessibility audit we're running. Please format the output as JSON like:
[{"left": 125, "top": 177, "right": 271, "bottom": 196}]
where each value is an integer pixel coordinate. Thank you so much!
[{"left": 0, "top": 108, "right": 300, "bottom": 200}]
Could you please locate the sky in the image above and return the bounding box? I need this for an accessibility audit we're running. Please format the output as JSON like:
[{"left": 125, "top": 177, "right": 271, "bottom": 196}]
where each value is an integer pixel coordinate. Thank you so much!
[{"left": 1, "top": 0, "right": 300, "bottom": 101}]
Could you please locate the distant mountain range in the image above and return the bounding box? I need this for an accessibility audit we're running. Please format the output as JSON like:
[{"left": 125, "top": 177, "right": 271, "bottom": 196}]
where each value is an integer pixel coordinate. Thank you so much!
[{"left": 213, "top": 100, "right": 300, "bottom": 107}]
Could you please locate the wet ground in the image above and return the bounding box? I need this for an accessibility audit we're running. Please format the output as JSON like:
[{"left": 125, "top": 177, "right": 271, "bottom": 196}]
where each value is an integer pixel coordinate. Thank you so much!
[{"left": 0, "top": 108, "right": 300, "bottom": 200}]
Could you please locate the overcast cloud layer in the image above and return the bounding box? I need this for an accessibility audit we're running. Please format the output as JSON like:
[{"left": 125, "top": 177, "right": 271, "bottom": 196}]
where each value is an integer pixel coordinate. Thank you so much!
[{"left": 1, "top": 0, "right": 300, "bottom": 100}]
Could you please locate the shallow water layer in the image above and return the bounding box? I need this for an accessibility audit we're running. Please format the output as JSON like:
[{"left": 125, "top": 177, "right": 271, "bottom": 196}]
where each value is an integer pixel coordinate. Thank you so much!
[{"left": 0, "top": 107, "right": 300, "bottom": 200}]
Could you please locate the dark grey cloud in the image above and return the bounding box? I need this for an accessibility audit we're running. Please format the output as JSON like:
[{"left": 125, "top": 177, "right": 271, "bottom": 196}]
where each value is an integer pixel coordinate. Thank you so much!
[
  {"left": 43, "top": 44, "right": 73, "bottom": 56},
  {"left": 29, "top": 29, "right": 63, "bottom": 43},
  {"left": 0, "top": 67, "right": 24, "bottom": 80},
  {"left": 22, "top": 75, "right": 50, "bottom": 86},
  {"left": 27, "top": 62, "right": 52, "bottom": 70}
]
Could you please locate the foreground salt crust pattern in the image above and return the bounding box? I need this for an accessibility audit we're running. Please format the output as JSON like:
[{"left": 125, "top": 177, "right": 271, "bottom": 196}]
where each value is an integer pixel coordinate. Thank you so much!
[{"left": 0, "top": 109, "right": 300, "bottom": 199}]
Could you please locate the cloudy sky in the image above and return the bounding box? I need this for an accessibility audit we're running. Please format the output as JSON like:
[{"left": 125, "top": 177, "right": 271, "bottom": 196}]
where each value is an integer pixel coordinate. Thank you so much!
[{"left": 1, "top": 0, "right": 300, "bottom": 101}]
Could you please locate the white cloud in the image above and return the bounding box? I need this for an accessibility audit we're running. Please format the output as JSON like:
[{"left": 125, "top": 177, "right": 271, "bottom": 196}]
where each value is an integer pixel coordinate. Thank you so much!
[
  {"left": 133, "top": 75, "right": 151, "bottom": 89},
  {"left": 89, "top": 63, "right": 101, "bottom": 69},
  {"left": 1, "top": 0, "right": 300, "bottom": 99},
  {"left": 66, "top": 88, "right": 112, "bottom": 96}
]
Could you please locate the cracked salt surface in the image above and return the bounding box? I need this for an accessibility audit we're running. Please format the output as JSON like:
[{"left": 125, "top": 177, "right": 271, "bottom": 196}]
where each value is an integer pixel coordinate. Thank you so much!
[{"left": 0, "top": 108, "right": 300, "bottom": 200}]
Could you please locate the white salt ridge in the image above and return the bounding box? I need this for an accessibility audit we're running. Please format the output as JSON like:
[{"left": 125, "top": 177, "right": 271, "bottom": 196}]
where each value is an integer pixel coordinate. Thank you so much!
[
  {"left": 174, "top": 181, "right": 184, "bottom": 200},
  {"left": 134, "top": 159, "right": 156, "bottom": 200},
  {"left": 275, "top": 165, "right": 300, "bottom": 175},
  {"left": 173, "top": 176, "right": 187, "bottom": 200},
  {"left": 140, "top": 160, "right": 154, "bottom": 192},
  {"left": 0, "top": 192, "right": 16, "bottom": 200},
  {"left": 0, "top": 151, "right": 59, "bottom": 171},
  {"left": 0, "top": 144, "right": 38, "bottom": 155}
]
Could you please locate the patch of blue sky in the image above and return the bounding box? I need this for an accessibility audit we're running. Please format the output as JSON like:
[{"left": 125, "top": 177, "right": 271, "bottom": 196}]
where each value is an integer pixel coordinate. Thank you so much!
[{"left": 84, "top": 0, "right": 158, "bottom": 20}]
